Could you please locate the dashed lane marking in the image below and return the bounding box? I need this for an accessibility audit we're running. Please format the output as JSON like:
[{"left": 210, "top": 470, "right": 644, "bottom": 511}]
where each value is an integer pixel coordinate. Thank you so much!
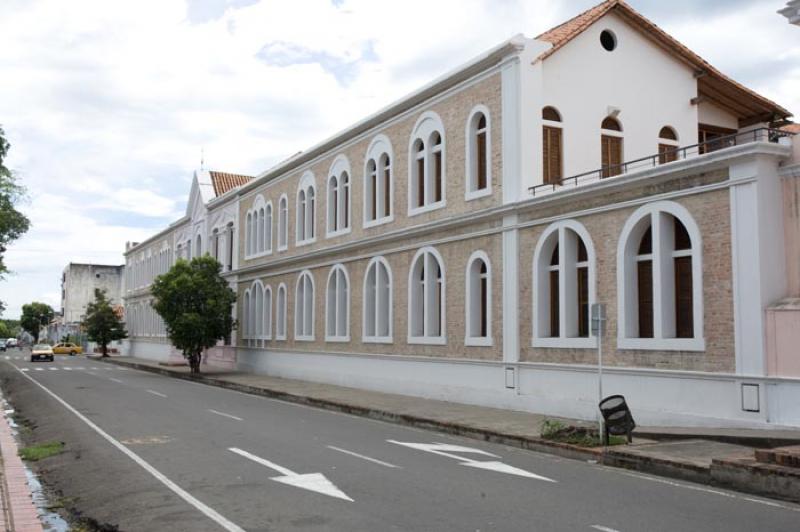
[
  {"left": 326, "top": 445, "right": 400, "bottom": 469},
  {"left": 146, "top": 390, "right": 167, "bottom": 398},
  {"left": 11, "top": 364, "right": 245, "bottom": 532},
  {"left": 34, "top": 368, "right": 44, "bottom": 371},
  {"left": 20, "top": 368, "right": 28, "bottom": 372},
  {"left": 109, "top": 378, "right": 123, "bottom": 384},
  {"left": 591, "top": 526, "right": 621, "bottom": 532},
  {"left": 208, "top": 409, "right": 243, "bottom": 421}
]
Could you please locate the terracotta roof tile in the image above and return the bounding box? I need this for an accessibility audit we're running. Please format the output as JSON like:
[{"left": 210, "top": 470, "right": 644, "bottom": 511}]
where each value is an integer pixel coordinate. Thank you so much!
[
  {"left": 209, "top": 171, "right": 253, "bottom": 197},
  {"left": 535, "top": 0, "right": 790, "bottom": 122}
]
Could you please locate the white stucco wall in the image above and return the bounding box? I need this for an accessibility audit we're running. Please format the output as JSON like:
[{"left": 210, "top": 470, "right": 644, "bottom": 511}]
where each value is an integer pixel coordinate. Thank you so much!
[
  {"left": 536, "top": 12, "right": 699, "bottom": 182},
  {"left": 62, "top": 264, "right": 124, "bottom": 324}
]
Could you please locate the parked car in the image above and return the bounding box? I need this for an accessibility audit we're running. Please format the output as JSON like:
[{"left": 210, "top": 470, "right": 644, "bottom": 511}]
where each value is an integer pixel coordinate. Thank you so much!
[
  {"left": 30, "top": 344, "right": 54, "bottom": 362},
  {"left": 6, "top": 338, "right": 18, "bottom": 349},
  {"left": 0, "top": 339, "right": 6, "bottom": 352},
  {"left": 53, "top": 342, "right": 83, "bottom": 356}
]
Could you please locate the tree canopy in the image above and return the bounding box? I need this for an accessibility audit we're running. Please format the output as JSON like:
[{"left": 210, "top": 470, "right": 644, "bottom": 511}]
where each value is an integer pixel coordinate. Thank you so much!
[
  {"left": 0, "top": 125, "right": 31, "bottom": 280},
  {"left": 20, "top": 302, "right": 54, "bottom": 343},
  {"left": 84, "top": 288, "right": 127, "bottom": 357},
  {"left": 151, "top": 255, "right": 236, "bottom": 373}
]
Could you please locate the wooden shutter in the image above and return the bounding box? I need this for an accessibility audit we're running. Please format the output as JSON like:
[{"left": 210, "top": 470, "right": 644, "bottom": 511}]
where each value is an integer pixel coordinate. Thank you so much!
[
  {"left": 675, "top": 256, "right": 694, "bottom": 338},
  {"left": 477, "top": 131, "right": 487, "bottom": 189},
  {"left": 549, "top": 270, "right": 559, "bottom": 337},
  {"left": 543, "top": 126, "right": 562, "bottom": 185},
  {"left": 601, "top": 135, "right": 623, "bottom": 178},
  {"left": 577, "top": 267, "right": 589, "bottom": 337},
  {"left": 659, "top": 144, "right": 678, "bottom": 164},
  {"left": 637, "top": 260, "right": 654, "bottom": 338}
]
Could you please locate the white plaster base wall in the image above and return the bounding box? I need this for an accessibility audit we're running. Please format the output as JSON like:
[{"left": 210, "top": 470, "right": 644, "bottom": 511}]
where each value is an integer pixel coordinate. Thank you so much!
[
  {"left": 128, "top": 339, "right": 172, "bottom": 363},
  {"left": 237, "top": 349, "right": 800, "bottom": 429}
]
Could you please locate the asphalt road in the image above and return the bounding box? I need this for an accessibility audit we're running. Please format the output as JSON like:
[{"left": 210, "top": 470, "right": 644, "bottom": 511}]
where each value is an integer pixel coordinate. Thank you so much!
[{"left": 0, "top": 350, "right": 798, "bottom": 532}]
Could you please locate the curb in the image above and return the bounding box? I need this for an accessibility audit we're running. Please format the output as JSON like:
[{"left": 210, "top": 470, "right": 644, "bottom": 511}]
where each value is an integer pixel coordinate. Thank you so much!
[
  {"left": 97, "top": 357, "right": 799, "bottom": 503},
  {"left": 0, "top": 412, "right": 43, "bottom": 531}
]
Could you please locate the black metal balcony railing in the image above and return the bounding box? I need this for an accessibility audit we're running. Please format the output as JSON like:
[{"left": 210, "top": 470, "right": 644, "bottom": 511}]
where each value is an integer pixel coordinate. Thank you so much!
[{"left": 529, "top": 127, "right": 795, "bottom": 197}]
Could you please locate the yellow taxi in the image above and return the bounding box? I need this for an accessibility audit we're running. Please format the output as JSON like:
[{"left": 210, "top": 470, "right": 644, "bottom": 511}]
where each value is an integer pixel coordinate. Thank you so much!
[{"left": 52, "top": 342, "right": 83, "bottom": 356}]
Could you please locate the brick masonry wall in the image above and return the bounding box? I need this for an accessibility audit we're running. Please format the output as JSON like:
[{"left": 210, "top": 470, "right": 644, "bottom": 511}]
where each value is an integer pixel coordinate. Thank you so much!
[
  {"left": 239, "top": 229, "right": 503, "bottom": 361},
  {"left": 238, "top": 71, "right": 503, "bottom": 269},
  {"left": 518, "top": 181, "right": 734, "bottom": 373}
]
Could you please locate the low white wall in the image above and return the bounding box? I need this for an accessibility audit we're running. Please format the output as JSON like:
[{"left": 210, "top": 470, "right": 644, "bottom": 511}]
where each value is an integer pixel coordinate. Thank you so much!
[
  {"left": 128, "top": 339, "right": 172, "bottom": 363},
  {"left": 237, "top": 349, "right": 800, "bottom": 429}
]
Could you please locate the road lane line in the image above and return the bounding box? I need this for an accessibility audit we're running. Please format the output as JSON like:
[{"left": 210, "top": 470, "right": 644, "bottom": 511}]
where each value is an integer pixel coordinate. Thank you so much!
[
  {"left": 34, "top": 368, "right": 44, "bottom": 371},
  {"left": 146, "top": 390, "right": 167, "bottom": 398},
  {"left": 49, "top": 367, "right": 59, "bottom": 371},
  {"left": 11, "top": 364, "right": 245, "bottom": 532},
  {"left": 109, "top": 378, "right": 123, "bottom": 384},
  {"left": 326, "top": 445, "right": 400, "bottom": 469},
  {"left": 208, "top": 409, "right": 243, "bottom": 421},
  {"left": 591, "top": 526, "right": 621, "bottom": 532},
  {"left": 64, "top": 368, "right": 72, "bottom": 371}
]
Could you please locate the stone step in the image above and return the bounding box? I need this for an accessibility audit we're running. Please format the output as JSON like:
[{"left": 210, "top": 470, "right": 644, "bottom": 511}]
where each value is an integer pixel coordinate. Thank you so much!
[{"left": 754, "top": 445, "right": 800, "bottom": 468}]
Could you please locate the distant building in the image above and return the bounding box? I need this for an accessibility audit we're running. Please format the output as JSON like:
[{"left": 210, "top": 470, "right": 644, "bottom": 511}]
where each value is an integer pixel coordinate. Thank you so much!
[
  {"left": 49, "top": 263, "right": 125, "bottom": 342},
  {"left": 780, "top": 0, "right": 800, "bottom": 25}
]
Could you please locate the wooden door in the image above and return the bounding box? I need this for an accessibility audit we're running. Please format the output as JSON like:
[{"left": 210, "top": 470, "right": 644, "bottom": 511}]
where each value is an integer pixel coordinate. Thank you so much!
[{"left": 601, "top": 135, "right": 623, "bottom": 178}]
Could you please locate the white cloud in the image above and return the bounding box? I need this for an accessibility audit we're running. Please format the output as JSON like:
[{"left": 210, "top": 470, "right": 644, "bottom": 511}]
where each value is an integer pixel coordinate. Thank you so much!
[{"left": 0, "top": 0, "right": 797, "bottom": 318}]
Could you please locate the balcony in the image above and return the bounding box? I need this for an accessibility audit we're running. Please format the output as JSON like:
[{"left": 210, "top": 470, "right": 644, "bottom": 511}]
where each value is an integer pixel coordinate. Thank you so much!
[{"left": 529, "top": 127, "right": 795, "bottom": 197}]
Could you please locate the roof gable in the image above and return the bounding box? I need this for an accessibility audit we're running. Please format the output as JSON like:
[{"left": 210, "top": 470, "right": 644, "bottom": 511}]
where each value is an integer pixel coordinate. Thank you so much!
[
  {"left": 536, "top": 0, "right": 791, "bottom": 125},
  {"left": 209, "top": 171, "right": 252, "bottom": 197}
]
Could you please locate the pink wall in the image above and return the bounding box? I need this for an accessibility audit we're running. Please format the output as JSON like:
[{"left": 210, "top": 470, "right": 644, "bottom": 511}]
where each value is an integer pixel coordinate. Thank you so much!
[{"left": 766, "top": 303, "right": 800, "bottom": 377}]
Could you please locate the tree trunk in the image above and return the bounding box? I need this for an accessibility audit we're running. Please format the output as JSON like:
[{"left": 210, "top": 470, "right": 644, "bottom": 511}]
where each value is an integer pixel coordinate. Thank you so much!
[
  {"left": 101, "top": 341, "right": 109, "bottom": 357},
  {"left": 189, "top": 352, "right": 201, "bottom": 374}
]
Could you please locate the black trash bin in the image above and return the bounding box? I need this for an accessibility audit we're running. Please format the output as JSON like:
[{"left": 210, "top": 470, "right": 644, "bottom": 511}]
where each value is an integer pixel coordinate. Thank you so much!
[{"left": 599, "top": 394, "right": 636, "bottom": 445}]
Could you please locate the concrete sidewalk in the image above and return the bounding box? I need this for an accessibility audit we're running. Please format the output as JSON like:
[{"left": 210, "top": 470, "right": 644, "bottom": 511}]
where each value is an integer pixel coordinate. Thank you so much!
[
  {"left": 98, "top": 355, "right": 800, "bottom": 503},
  {"left": 0, "top": 407, "right": 43, "bottom": 531}
]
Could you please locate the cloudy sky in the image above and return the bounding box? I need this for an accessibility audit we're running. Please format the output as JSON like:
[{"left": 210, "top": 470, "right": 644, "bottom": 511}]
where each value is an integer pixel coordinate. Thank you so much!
[{"left": 0, "top": 0, "right": 798, "bottom": 319}]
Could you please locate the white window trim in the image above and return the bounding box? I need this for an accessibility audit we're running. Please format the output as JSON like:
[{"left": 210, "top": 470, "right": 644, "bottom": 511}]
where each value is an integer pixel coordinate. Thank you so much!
[
  {"left": 326, "top": 155, "right": 352, "bottom": 238},
  {"left": 276, "top": 283, "right": 288, "bottom": 340},
  {"left": 294, "top": 269, "right": 315, "bottom": 341},
  {"left": 464, "top": 105, "right": 493, "bottom": 202},
  {"left": 296, "top": 171, "right": 317, "bottom": 246},
  {"left": 532, "top": 220, "right": 599, "bottom": 349},
  {"left": 277, "top": 194, "right": 289, "bottom": 252},
  {"left": 464, "top": 250, "right": 493, "bottom": 347},
  {"left": 362, "top": 256, "right": 393, "bottom": 344},
  {"left": 407, "top": 246, "right": 447, "bottom": 345},
  {"left": 407, "top": 111, "right": 447, "bottom": 217},
  {"left": 616, "top": 201, "right": 705, "bottom": 352},
  {"left": 263, "top": 284, "right": 273, "bottom": 340},
  {"left": 324, "top": 264, "right": 351, "bottom": 342},
  {"left": 363, "top": 134, "right": 395, "bottom": 229}
]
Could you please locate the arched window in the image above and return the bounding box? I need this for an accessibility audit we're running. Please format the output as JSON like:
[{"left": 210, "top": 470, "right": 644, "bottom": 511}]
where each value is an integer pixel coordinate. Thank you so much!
[
  {"left": 245, "top": 212, "right": 253, "bottom": 256},
  {"left": 226, "top": 222, "right": 234, "bottom": 271},
  {"left": 601, "top": 116, "right": 624, "bottom": 178},
  {"left": 408, "top": 247, "right": 446, "bottom": 344},
  {"left": 542, "top": 106, "right": 563, "bottom": 185},
  {"left": 242, "top": 289, "right": 251, "bottom": 341},
  {"left": 263, "top": 284, "right": 273, "bottom": 340},
  {"left": 658, "top": 126, "right": 679, "bottom": 164},
  {"left": 257, "top": 207, "right": 265, "bottom": 253},
  {"left": 278, "top": 194, "right": 288, "bottom": 251},
  {"left": 196, "top": 234, "right": 202, "bottom": 257},
  {"left": 363, "top": 257, "right": 392, "bottom": 342},
  {"left": 296, "top": 172, "right": 316, "bottom": 244},
  {"left": 254, "top": 281, "right": 264, "bottom": 341},
  {"left": 326, "top": 156, "right": 351, "bottom": 236},
  {"left": 465, "top": 251, "right": 492, "bottom": 345},
  {"left": 408, "top": 112, "right": 445, "bottom": 213},
  {"left": 325, "top": 264, "right": 350, "bottom": 341},
  {"left": 276, "top": 283, "right": 287, "bottom": 340},
  {"left": 294, "top": 270, "right": 315, "bottom": 340},
  {"left": 364, "top": 135, "right": 393, "bottom": 227},
  {"left": 264, "top": 202, "right": 273, "bottom": 253},
  {"left": 533, "top": 221, "right": 596, "bottom": 348},
  {"left": 617, "top": 201, "right": 703, "bottom": 350},
  {"left": 466, "top": 106, "right": 491, "bottom": 198}
]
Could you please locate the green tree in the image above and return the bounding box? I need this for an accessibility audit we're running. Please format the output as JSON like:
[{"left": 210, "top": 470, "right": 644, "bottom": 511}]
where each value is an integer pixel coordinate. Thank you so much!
[
  {"left": 83, "top": 288, "right": 127, "bottom": 357},
  {"left": 0, "top": 321, "right": 14, "bottom": 339},
  {"left": 20, "top": 302, "right": 54, "bottom": 343},
  {"left": 0, "top": 125, "right": 32, "bottom": 281},
  {"left": 151, "top": 256, "right": 236, "bottom": 374}
]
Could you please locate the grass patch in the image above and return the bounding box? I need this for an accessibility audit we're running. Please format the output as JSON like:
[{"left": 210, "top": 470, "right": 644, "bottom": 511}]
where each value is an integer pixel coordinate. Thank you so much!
[
  {"left": 19, "top": 441, "right": 64, "bottom": 461},
  {"left": 540, "top": 419, "right": 627, "bottom": 447}
]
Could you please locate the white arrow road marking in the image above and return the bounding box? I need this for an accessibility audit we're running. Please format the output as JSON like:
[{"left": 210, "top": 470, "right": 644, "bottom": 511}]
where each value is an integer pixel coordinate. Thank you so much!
[
  {"left": 387, "top": 441, "right": 556, "bottom": 482},
  {"left": 228, "top": 447, "right": 353, "bottom": 501},
  {"left": 208, "top": 409, "right": 243, "bottom": 421},
  {"left": 326, "top": 445, "right": 400, "bottom": 469}
]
